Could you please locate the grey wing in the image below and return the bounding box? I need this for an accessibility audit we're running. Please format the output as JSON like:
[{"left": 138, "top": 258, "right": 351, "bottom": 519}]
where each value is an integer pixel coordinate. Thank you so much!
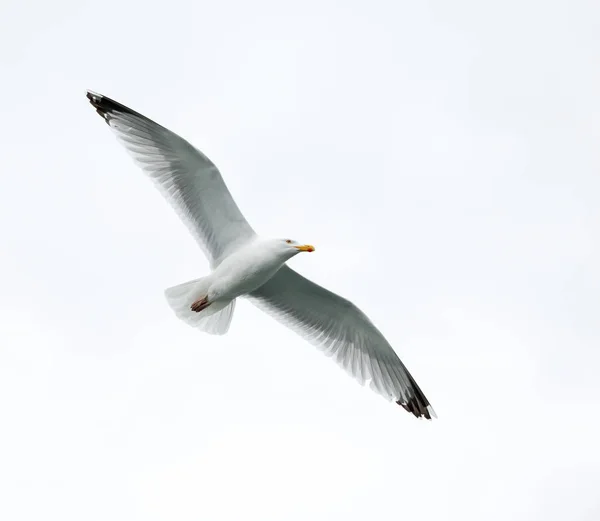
[
  {"left": 86, "top": 90, "right": 255, "bottom": 266},
  {"left": 248, "top": 266, "right": 435, "bottom": 419}
]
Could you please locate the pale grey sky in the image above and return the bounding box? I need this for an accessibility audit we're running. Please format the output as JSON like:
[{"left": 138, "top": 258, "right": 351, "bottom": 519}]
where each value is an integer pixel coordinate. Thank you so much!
[{"left": 1, "top": 0, "right": 599, "bottom": 520}]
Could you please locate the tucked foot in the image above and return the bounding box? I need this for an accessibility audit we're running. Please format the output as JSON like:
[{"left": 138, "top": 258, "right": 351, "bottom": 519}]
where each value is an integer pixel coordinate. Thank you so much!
[{"left": 191, "top": 296, "right": 210, "bottom": 313}]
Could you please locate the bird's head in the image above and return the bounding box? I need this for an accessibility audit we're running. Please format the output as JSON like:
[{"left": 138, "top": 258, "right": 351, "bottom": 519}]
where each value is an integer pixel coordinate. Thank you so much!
[{"left": 272, "top": 238, "right": 315, "bottom": 259}]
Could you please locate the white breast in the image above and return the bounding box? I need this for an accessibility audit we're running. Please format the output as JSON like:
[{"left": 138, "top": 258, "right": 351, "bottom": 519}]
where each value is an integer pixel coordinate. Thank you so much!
[{"left": 208, "top": 239, "right": 286, "bottom": 301}]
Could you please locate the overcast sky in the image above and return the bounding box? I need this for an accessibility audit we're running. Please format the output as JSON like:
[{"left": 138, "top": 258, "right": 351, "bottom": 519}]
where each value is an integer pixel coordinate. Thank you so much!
[{"left": 1, "top": 0, "right": 599, "bottom": 520}]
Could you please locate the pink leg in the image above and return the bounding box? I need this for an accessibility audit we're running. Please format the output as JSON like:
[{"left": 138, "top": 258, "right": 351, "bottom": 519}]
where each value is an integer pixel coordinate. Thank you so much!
[{"left": 190, "top": 296, "right": 210, "bottom": 313}]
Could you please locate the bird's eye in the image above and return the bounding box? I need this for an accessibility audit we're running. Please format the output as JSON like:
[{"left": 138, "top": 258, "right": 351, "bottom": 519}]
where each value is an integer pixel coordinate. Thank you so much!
[{"left": 285, "top": 239, "right": 292, "bottom": 244}]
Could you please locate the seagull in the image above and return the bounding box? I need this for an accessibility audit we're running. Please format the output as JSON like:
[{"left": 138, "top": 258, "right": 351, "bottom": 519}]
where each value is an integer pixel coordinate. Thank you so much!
[{"left": 86, "top": 90, "right": 436, "bottom": 419}]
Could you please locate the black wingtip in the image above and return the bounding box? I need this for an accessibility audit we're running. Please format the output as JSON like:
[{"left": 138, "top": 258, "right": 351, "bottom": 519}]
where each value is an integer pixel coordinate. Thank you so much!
[
  {"left": 86, "top": 90, "right": 112, "bottom": 123},
  {"left": 86, "top": 89, "right": 164, "bottom": 129},
  {"left": 398, "top": 399, "right": 436, "bottom": 420},
  {"left": 396, "top": 375, "right": 436, "bottom": 420}
]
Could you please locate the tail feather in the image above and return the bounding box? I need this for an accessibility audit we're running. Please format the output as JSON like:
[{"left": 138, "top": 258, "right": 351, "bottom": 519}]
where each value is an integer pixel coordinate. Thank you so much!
[
  {"left": 164, "top": 277, "right": 235, "bottom": 335},
  {"left": 164, "top": 276, "right": 208, "bottom": 301}
]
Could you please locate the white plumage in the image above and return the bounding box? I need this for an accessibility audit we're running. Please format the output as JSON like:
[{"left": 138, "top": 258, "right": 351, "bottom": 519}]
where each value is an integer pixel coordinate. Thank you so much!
[{"left": 86, "top": 90, "right": 435, "bottom": 419}]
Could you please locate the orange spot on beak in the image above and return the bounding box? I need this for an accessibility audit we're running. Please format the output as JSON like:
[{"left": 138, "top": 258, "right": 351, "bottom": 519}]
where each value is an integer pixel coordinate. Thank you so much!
[{"left": 295, "top": 244, "right": 315, "bottom": 252}]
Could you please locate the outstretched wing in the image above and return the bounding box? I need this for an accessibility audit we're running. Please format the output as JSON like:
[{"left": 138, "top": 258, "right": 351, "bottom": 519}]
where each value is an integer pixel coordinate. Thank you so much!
[
  {"left": 248, "top": 266, "right": 435, "bottom": 419},
  {"left": 86, "top": 90, "right": 255, "bottom": 266}
]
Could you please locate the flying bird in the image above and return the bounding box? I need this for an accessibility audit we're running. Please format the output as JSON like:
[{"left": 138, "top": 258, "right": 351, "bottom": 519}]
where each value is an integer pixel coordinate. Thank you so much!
[{"left": 86, "top": 90, "right": 436, "bottom": 419}]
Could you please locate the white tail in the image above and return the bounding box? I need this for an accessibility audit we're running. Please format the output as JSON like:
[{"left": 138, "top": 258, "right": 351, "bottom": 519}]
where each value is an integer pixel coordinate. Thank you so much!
[{"left": 164, "top": 277, "right": 236, "bottom": 335}]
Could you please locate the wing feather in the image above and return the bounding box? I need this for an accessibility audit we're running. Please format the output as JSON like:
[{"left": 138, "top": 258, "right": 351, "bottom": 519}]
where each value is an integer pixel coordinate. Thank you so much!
[
  {"left": 248, "top": 266, "right": 435, "bottom": 419},
  {"left": 86, "top": 90, "right": 255, "bottom": 266}
]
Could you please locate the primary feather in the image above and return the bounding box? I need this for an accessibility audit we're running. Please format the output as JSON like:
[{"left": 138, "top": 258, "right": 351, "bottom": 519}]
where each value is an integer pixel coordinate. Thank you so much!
[{"left": 87, "top": 91, "right": 255, "bottom": 267}]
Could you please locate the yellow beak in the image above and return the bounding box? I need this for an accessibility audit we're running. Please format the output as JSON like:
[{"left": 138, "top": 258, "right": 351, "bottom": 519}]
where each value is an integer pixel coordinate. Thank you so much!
[{"left": 295, "top": 244, "right": 315, "bottom": 252}]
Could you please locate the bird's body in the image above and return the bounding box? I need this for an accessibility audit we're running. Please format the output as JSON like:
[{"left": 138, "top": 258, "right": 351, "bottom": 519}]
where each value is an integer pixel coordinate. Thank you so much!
[
  {"left": 208, "top": 237, "right": 305, "bottom": 301},
  {"left": 86, "top": 90, "right": 436, "bottom": 419}
]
